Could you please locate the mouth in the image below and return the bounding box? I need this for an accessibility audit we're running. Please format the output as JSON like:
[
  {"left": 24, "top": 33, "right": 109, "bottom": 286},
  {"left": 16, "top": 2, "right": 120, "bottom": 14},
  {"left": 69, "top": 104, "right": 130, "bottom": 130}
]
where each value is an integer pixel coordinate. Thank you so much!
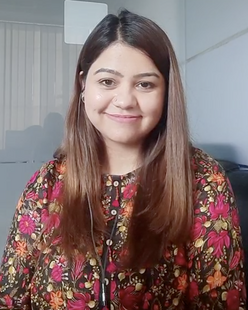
[{"left": 105, "top": 113, "right": 141, "bottom": 123}]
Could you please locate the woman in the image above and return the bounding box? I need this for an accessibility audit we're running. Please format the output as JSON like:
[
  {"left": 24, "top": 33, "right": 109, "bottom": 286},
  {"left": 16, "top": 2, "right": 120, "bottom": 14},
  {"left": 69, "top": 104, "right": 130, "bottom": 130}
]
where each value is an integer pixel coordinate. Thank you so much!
[{"left": 0, "top": 9, "right": 246, "bottom": 310}]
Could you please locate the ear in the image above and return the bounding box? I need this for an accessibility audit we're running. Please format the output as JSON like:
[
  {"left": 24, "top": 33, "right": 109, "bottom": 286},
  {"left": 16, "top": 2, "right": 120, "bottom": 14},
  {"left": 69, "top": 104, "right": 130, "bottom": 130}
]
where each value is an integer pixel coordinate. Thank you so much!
[{"left": 79, "top": 70, "right": 85, "bottom": 90}]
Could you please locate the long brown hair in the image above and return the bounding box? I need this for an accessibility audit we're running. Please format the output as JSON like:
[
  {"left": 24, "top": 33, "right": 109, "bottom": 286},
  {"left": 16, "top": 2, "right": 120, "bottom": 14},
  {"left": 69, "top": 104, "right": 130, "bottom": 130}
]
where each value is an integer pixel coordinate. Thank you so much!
[{"left": 56, "top": 9, "right": 193, "bottom": 268}]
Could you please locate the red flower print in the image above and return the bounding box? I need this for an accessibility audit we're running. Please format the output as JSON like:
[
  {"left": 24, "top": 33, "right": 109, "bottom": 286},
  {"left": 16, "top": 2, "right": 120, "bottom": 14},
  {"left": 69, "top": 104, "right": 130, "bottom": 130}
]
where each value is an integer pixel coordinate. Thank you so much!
[
  {"left": 72, "top": 256, "right": 85, "bottom": 281},
  {"left": 143, "top": 292, "right": 152, "bottom": 309},
  {"left": 67, "top": 292, "right": 91, "bottom": 310},
  {"left": 210, "top": 289, "right": 218, "bottom": 299},
  {"left": 192, "top": 216, "right": 207, "bottom": 240},
  {"left": 175, "top": 247, "right": 187, "bottom": 266},
  {"left": 106, "top": 261, "right": 117, "bottom": 273},
  {"left": 232, "top": 209, "right": 240, "bottom": 228},
  {"left": 123, "top": 184, "right": 137, "bottom": 199},
  {"left": 209, "top": 195, "right": 229, "bottom": 220},
  {"left": 208, "top": 230, "right": 230, "bottom": 258},
  {"left": 51, "top": 264, "right": 62, "bottom": 282},
  {"left": 19, "top": 215, "right": 35, "bottom": 235},
  {"left": 120, "top": 286, "right": 143, "bottom": 309},
  {"left": 3, "top": 295, "right": 13, "bottom": 308},
  {"left": 177, "top": 273, "right": 188, "bottom": 292},
  {"left": 188, "top": 281, "right": 199, "bottom": 300},
  {"left": 230, "top": 251, "right": 241, "bottom": 269},
  {"left": 226, "top": 289, "right": 240, "bottom": 310},
  {"left": 44, "top": 213, "right": 60, "bottom": 233}
]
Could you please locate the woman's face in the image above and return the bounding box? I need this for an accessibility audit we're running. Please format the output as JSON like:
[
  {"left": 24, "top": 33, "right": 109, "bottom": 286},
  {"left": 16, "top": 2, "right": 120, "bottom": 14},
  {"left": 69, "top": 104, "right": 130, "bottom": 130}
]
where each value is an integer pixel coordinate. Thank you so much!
[{"left": 83, "top": 42, "right": 165, "bottom": 149}]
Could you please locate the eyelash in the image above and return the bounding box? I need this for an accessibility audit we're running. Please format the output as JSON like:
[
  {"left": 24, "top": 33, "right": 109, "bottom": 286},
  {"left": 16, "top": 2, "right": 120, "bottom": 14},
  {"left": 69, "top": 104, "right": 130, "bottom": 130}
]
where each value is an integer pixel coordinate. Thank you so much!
[
  {"left": 98, "top": 79, "right": 155, "bottom": 90},
  {"left": 99, "top": 79, "right": 115, "bottom": 87},
  {"left": 137, "top": 82, "right": 154, "bottom": 89}
]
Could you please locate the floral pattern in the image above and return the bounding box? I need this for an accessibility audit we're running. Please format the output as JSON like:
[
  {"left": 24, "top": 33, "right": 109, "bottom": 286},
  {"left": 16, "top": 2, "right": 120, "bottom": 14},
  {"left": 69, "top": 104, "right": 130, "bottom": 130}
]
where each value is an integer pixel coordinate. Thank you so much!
[{"left": 0, "top": 148, "right": 246, "bottom": 309}]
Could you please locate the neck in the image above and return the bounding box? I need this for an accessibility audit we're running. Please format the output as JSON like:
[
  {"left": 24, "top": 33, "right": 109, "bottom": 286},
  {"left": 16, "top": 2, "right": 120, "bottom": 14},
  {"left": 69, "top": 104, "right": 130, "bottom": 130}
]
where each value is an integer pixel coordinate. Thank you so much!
[{"left": 103, "top": 142, "right": 142, "bottom": 175}]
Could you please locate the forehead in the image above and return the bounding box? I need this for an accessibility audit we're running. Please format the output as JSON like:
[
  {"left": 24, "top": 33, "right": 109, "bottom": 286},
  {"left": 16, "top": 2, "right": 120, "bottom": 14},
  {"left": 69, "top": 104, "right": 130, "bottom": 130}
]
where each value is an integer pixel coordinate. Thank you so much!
[{"left": 88, "top": 42, "right": 160, "bottom": 75}]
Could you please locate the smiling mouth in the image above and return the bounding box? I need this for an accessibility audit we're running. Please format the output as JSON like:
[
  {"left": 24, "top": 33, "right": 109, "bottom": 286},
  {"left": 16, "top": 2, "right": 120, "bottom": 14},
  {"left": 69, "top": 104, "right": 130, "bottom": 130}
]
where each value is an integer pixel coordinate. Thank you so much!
[
  {"left": 107, "top": 114, "right": 139, "bottom": 118},
  {"left": 105, "top": 113, "right": 141, "bottom": 122}
]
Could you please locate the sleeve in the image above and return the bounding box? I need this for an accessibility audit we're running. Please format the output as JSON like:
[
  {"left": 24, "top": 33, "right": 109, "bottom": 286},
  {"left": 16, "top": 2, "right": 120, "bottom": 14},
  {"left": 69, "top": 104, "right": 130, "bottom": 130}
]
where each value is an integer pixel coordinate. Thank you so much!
[
  {"left": 187, "top": 159, "right": 246, "bottom": 309},
  {"left": 0, "top": 162, "right": 56, "bottom": 310}
]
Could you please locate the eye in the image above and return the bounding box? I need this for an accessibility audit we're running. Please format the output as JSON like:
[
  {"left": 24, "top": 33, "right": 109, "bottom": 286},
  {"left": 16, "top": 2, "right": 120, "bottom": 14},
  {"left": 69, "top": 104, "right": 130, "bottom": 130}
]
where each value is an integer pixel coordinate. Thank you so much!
[
  {"left": 99, "top": 79, "right": 115, "bottom": 87},
  {"left": 137, "top": 82, "right": 154, "bottom": 89}
]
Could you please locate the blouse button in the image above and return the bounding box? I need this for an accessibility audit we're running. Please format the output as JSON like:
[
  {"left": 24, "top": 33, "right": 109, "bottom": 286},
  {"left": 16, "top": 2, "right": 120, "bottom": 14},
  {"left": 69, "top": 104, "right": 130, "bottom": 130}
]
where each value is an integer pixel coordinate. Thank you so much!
[
  {"left": 106, "top": 239, "right": 113, "bottom": 246},
  {"left": 111, "top": 209, "right": 117, "bottom": 216},
  {"left": 113, "top": 181, "right": 119, "bottom": 187}
]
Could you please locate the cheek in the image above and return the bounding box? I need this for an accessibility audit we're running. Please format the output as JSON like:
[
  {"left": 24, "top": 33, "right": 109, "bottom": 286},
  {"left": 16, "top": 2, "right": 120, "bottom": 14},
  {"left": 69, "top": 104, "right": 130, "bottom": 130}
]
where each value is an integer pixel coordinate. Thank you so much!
[
  {"left": 142, "top": 98, "right": 164, "bottom": 120},
  {"left": 84, "top": 89, "right": 113, "bottom": 112}
]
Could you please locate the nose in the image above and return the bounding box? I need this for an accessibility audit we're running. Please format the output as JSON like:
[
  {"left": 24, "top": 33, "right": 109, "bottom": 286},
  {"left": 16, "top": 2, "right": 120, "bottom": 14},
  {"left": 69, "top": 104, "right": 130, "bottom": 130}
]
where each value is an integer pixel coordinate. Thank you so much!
[{"left": 112, "top": 85, "right": 137, "bottom": 109}]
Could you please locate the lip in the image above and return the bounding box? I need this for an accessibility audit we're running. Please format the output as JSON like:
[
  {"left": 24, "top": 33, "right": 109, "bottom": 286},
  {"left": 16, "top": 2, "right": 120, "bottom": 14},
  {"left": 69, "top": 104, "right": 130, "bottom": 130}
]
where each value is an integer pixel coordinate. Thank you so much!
[{"left": 105, "top": 113, "right": 141, "bottom": 123}]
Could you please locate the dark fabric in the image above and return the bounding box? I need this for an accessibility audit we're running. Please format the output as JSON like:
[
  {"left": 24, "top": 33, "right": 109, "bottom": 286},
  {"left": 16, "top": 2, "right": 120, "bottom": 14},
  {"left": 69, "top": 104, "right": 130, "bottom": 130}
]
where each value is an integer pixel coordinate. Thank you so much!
[{"left": 221, "top": 163, "right": 248, "bottom": 296}]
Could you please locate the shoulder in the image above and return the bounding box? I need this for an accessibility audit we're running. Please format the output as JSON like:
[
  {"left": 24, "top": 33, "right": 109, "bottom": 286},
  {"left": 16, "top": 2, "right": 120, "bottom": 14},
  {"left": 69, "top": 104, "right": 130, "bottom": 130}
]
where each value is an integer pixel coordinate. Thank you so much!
[
  {"left": 26, "top": 159, "right": 65, "bottom": 187},
  {"left": 191, "top": 147, "right": 226, "bottom": 180},
  {"left": 191, "top": 147, "right": 230, "bottom": 193},
  {"left": 191, "top": 147, "right": 234, "bottom": 213},
  {"left": 24, "top": 159, "right": 66, "bottom": 203}
]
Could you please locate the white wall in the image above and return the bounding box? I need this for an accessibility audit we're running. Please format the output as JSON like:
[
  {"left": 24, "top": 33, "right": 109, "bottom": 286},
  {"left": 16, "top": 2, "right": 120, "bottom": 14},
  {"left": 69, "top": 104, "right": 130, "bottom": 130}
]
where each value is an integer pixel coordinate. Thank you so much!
[
  {"left": 119, "top": 0, "right": 185, "bottom": 65},
  {"left": 186, "top": 1, "right": 248, "bottom": 164}
]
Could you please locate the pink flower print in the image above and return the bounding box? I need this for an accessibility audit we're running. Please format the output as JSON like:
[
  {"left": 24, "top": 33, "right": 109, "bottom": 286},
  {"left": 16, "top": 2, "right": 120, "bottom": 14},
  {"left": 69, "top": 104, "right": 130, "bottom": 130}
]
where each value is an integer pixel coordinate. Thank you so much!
[
  {"left": 110, "top": 280, "right": 117, "bottom": 299},
  {"left": 41, "top": 209, "right": 49, "bottom": 223},
  {"left": 67, "top": 292, "right": 91, "bottom": 310},
  {"left": 25, "top": 190, "right": 39, "bottom": 200},
  {"left": 192, "top": 216, "right": 207, "bottom": 240},
  {"left": 93, "top": 279, "right": 100, "bottom": 300},
  {"left": 209, "top": 195, "right": 229, "bottom": 220},
  {"left": 208, "top": 230, "right": 230, "bottom": 258},
  {"left": 230, "top": 251, "right": 241, "bottom": 269},
  {"left": 19, "top": 215, "right": 35, "bottom": 235},
  {"left": 112, "top": 200, "right": 119, "bottom": 207},
  {"left": 232, "top": 209, "right": 240, "bottom": 228},
  {"left": 50, "top": 182, "right": 62, "bottom": 201},
  {"left": 123, "top": 184, "right": 137, "bottom": 199},
  {"left": 51, "top": 264, "right": 62, "bottom": 282}
]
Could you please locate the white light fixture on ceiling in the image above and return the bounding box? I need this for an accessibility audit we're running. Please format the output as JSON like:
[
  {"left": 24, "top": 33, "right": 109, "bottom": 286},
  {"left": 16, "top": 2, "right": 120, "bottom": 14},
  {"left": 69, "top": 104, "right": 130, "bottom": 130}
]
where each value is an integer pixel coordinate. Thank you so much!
[{"left": 64, "top": 0, "right": 108, "bottom": 44}]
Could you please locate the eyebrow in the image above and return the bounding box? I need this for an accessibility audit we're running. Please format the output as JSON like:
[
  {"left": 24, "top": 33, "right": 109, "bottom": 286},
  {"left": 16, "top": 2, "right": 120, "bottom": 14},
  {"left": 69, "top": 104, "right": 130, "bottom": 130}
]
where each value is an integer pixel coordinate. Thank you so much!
[
  {"left": 133, "top": 72, "right": 160, "bottom": 79},
  {"left": 94, "top": 68, "right": 124, "bottom": 77},
  {"left": 94, "top": 68, "right": 160, "bottom": 79}
]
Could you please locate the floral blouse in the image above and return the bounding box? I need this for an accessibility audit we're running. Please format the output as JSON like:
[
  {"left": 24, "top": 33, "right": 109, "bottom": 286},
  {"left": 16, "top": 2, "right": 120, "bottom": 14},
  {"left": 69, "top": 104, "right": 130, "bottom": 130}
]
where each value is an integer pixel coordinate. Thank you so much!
[{"left": 0, "top": 148, "right": 246, "bottom": 309}]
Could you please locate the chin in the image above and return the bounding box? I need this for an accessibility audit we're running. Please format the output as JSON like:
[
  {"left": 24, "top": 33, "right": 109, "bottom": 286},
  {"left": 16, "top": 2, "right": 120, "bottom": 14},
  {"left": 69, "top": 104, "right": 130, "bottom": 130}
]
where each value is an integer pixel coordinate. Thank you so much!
[{"left": 106, "top": 135, "right": 141, "bottom": 146}]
